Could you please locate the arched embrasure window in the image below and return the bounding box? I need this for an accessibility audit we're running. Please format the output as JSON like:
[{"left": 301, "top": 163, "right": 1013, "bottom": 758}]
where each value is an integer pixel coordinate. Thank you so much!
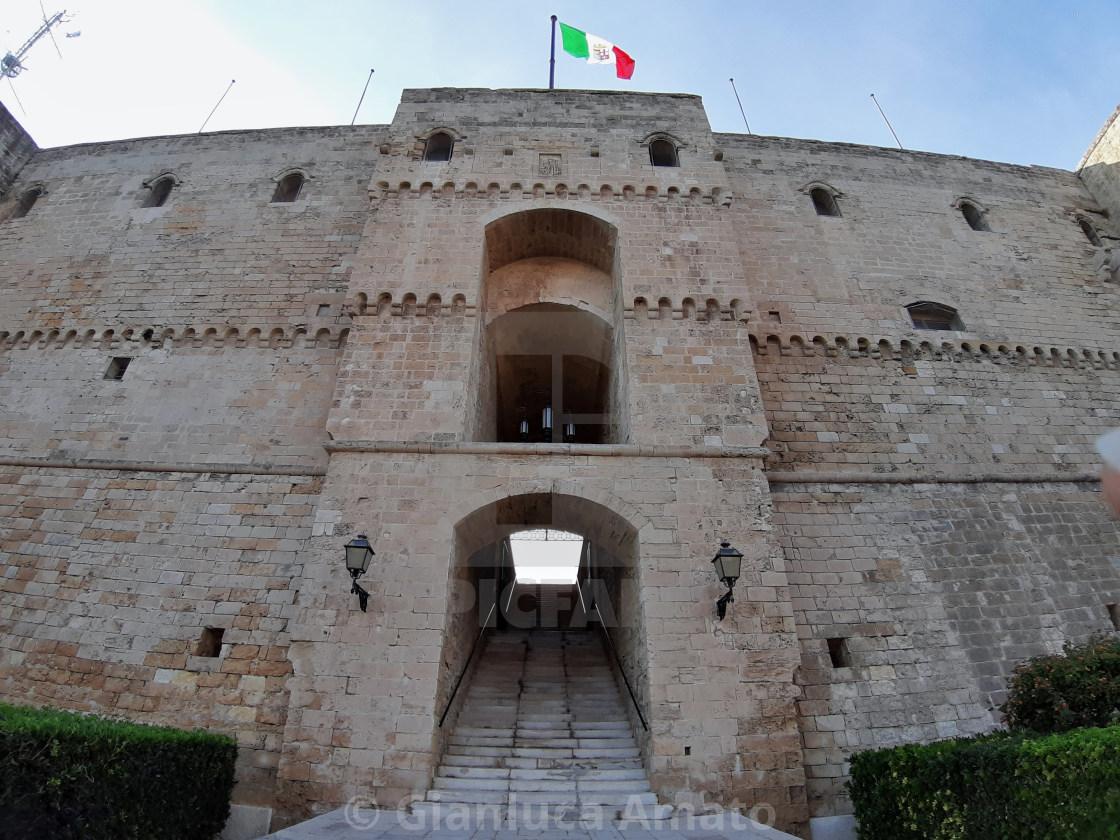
[
  {"left": 10, "top": 186, "right": 43, "bottom": 219},
  {"left": 143, "top": 176, "right": 175, "bottom": 208},
  {"left": 1078, "top": 218, "right": 1104, "bottom": 247},
  {"left": 810, "top": 187, "right": 841, "bottom": 217},
  {"left": 959, "top": 201, "right": 989, "bottom": 231},
  {"left": 271, "top": 172, "right": 304, "bottom": 203},
  {"left": 907, "top": 301, "right": 963, "bottom": 331},
  {"left": 649, "top": 138, "right": 679, "bottom": 167},
  {"left": 423, "top": 132, "right": 454, "bottom": 162}
]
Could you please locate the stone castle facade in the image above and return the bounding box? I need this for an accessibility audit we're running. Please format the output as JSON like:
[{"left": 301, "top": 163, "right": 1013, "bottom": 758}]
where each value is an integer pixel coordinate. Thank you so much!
[{"left": 1, "top": 88, "right": 1119, "bottom": 838}]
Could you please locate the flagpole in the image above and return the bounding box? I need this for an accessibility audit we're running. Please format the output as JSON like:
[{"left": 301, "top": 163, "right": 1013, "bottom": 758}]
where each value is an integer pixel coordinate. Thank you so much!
[
  {"left": 199, "top": 79, "right": 236, "bottom": 134},
  {"left": 549, "top": 15, "right": 557, "bottom": 89},
  {"left": 870, "top": 93, "right": 903, "bottom": 149},
  {"left": 729, "top": 78, "right": 752, "bottom": 135},
  {"left": 351, "top": 69, "right": 375, "bottom": 126}
]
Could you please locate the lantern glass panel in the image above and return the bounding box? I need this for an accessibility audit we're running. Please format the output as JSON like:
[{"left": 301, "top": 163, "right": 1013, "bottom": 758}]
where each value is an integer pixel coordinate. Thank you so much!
[{"left": 345, "top": 536, "right": 375, "bottom": 574}]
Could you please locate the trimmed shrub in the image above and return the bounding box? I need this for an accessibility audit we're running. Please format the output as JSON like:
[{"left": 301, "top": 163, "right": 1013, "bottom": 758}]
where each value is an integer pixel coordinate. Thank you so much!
[
  {"left": 1000, "top": 635, "right": 1120, "bottom": 732},
  {"left": 0, "top": 703, "right": 237, "bottom": 840},
  {"left": 848, "top": 725, "right": 1120, "bottom": 840}
]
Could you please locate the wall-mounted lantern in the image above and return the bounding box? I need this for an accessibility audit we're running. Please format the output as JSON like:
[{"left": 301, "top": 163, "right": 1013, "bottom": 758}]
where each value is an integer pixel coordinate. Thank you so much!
[
  {"left": 711, "top": 541, "right": 743, "bottom": 620},
  {"left": 344, "top": 533, "right": 375, "bottom": 612}
]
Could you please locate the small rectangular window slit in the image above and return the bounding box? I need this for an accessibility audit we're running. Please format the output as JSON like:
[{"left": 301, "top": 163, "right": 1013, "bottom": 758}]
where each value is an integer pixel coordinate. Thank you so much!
[
  {"left": 827, "top": 637, "right": 851, "bottom": 668},
  {"left": 1107, "top": 604, "right": 1120, "bottom": 631},
  {"left": 104, "top": 357, "right": 132, "bottom": 380},
  {"left": 196, "top": 627, "right": 224, "bottom": 658},
  {"left": 316, "top": 304, "right": 332, "bottom": 317}
]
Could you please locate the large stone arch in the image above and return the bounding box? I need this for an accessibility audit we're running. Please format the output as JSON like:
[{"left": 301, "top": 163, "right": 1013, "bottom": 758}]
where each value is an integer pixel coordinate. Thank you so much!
[
  {"left": 433, "top": 487, "right": 655, "bottom": 773},
  {"left": 470, "top": 207, "right": 630, "bottom": 444}
]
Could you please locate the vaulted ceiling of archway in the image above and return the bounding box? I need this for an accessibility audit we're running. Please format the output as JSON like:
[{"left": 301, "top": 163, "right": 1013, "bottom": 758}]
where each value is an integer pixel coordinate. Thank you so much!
[
  {"left": 454, "top": 492, "right": 637, "bottom": 566},
  {"left": 485, "top": 209, "right": 616, "bottom": 276}
]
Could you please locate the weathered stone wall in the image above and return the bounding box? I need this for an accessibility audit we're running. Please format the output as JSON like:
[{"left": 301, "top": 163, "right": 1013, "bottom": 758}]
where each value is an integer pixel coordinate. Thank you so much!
[
  {"left": 1080, "top": 104, "right": 1120, "bottom": 221},
  {"left": 722, "top": 129, "right": 1120, "bottom": 825},
  {"left": 0, "top": 342, "right": 343, "bottom": 467},
  {"left": 755, "top": 335, "right": 1120, "bottom": 821},
  {"left": 0, "top": 102, "right": 36, "bottom": 197},
  {"left": 0, "top": 466, "right": 320, "bottom": 805},
  {"left": 773, "top": 478, "right": 1119, "bottom": 818},
  {"left": 755, "top": 346, "right": 1120, "bottom": 476},
  {"left": 718, "top": 133, "right": 1119, "bottom": 345},
  {"left": 0, "top": 125, "right": 382, "bottom": 817},
  {"left": 0, "top": 125, "right": 380, "bottom": 330}
]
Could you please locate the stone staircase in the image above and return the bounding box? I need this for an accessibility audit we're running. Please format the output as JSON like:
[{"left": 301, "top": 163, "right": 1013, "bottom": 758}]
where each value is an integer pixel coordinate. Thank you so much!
[{"left": 414, "top": 628, "right": 669, "bottom": 822}]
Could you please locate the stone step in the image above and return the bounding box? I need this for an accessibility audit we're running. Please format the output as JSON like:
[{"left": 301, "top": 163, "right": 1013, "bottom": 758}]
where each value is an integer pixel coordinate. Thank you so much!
[
  {"left": 439, "top": 766, "right": 646, "bottom": 781},
  {"left": 418, "top": 629, "right": 659, "bottom": 820},
  {"left": 425, "top": 790, "right": 513, "bottom": 805},
  {"left": 440, "top": 754, "right": 643, "bottom": 771},
  {"left": 433, "top": 777, "right": 510, "bottom": 791}
]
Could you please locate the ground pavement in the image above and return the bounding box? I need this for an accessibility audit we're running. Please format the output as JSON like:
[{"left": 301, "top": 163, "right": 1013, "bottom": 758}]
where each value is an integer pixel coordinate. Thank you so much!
[{"left": 259, "top": 806, "right": 801, "bottom": 840}]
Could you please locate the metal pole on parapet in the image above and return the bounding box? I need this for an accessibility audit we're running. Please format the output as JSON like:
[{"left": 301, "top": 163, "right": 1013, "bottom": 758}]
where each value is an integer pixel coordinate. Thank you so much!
[
  {"left": 351, "top": 69, "right": 375, "bottom": 126},
  {"left": 549, "top": 15, "right": 557, "bottom": 90},
  {"left": 729, "top": 78, "right": 752, "bottom": 135},
  {"left": 198, "top": 79, "right": 236, "bottom": 134},
  {"left": 870, "top": 93, "right": 903, "bottom": 149}
]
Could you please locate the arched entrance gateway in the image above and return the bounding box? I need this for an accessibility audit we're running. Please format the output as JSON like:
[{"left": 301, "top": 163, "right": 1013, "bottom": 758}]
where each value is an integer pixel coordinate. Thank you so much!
[{"left": 425, "top": 490, "right": 655, "bottom": 820}]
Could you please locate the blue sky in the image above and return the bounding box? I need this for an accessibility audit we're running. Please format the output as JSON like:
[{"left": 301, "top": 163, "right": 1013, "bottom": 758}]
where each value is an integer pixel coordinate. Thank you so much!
[{"left": 2, "top": 1, "right": 1119, "bottom": 170}]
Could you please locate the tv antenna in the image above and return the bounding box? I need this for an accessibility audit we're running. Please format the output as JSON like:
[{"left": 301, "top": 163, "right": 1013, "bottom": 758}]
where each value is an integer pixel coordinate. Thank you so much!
[{"left": 2, "top": 6, "right": 73, "bottom": 80}]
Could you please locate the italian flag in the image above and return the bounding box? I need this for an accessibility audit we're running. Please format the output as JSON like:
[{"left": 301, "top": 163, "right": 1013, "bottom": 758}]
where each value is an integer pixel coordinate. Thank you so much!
[{"left": 559, "top": 22, "right": 635, "bottom": 80}]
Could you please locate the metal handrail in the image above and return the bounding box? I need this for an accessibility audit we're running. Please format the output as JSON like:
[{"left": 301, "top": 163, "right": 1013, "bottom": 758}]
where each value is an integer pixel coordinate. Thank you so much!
[
  {"left": 576, "top": 576, "right": 648, "bottom": 732},
  {"left": 439, "top": 599, "right": 496, "bottom": 728},
  {"left": 439, "top": 541, "right": 509, "bottom": 728}
]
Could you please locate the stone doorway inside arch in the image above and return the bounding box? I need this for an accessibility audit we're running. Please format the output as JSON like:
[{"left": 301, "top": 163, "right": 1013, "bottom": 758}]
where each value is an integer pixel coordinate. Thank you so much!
[{"left": 419, "top": 491, "right": 665, "bottom": 822}]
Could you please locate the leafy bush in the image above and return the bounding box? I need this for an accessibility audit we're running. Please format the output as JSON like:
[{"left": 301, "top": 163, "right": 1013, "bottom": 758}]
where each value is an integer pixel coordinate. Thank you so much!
[
  {"left": 1000, "top": 635, "right": 1120, "bottom": 732},
  {"left": 848, "top": 725, "right": 1120, "bottom": 840},
  {"left": 0, "top": 703, "right": 237, "bottom": 840}
]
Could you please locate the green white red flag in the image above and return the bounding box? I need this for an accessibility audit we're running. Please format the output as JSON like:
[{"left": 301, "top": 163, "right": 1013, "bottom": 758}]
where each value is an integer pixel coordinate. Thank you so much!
[{"left": 559, "top": 22, "right": 635, "bottom": 80}]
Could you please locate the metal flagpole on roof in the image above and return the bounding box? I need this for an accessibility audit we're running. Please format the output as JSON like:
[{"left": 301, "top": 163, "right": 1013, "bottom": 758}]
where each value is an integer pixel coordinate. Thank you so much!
[
  {"left": 198, "top": 79, "right": 236, "bottom": 134},
  {"left": 351, "top": 69, "right": 375, "bottom": 126},
  {"left": 870, "top": 93, "right": 903, "bottom": 149},
  {"left": 549, "top": 15, "right": 557, "bottom": 89},
  {"left": 729, "top": 78, "right": 752, "bottom": 135}
]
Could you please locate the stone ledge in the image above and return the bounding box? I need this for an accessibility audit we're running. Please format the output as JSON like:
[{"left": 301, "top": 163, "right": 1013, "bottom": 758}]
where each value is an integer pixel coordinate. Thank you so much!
[
  {"left": 323, "top": 441, "right": 771, "bottom": 460},
  {"left": 0, "top": 456, "right": 326, "bottom": 477},
  {"left": 766, "top": 470, "right": 1099, "bottom": 485}
]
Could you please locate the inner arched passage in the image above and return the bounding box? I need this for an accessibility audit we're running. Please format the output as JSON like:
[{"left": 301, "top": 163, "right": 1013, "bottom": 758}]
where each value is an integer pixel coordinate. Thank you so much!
[
  {"left": 489, "top": 302, "right": 613, "bottom": 444},
  {"left": 472, "top": 208, "right": 629, "bottom": 444},
  {"left": 436, "top": 491, "right": 650, "bottom": 762}
]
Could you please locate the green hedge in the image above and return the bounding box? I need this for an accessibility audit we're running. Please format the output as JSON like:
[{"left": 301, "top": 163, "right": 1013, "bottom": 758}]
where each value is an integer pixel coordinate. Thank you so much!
[
  {"left": 1000, "top": 635, "right": 1120, "bottom": 732},
  {"left": 0, "top": 703, "right": 237, "bottom": 840},
  {"left": 848, "top": 725, "right": 1120, "bottom": 840}
]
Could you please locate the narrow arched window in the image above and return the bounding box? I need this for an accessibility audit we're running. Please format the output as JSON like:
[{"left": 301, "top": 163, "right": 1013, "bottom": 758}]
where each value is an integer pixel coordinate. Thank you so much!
[
  {"left": 423, "top": 132, "right": 454, "bottom": 162},
  {"left": 1079, "top": 218, "right": 1103, "bottom": 247},
  {"left": 11, "top": 187, "right": 42, "bottom": 219},
  {"left": 143, "top": 177, "right": 174, "bottom": 208},
  {"left": 960, "top": 202, "right": 989, "bottom": 231},
  {"left": 649, "top": 139, "right": 679, "bottom": 167},
  {"left": 271, "top": 173, "right": 304, "bottom": 203},
  {"left": 907, "top": 302, "right": 963, "bottom": 331},
  {"left": 810, "top": 187, "right": 840, "bottom": 217}
]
